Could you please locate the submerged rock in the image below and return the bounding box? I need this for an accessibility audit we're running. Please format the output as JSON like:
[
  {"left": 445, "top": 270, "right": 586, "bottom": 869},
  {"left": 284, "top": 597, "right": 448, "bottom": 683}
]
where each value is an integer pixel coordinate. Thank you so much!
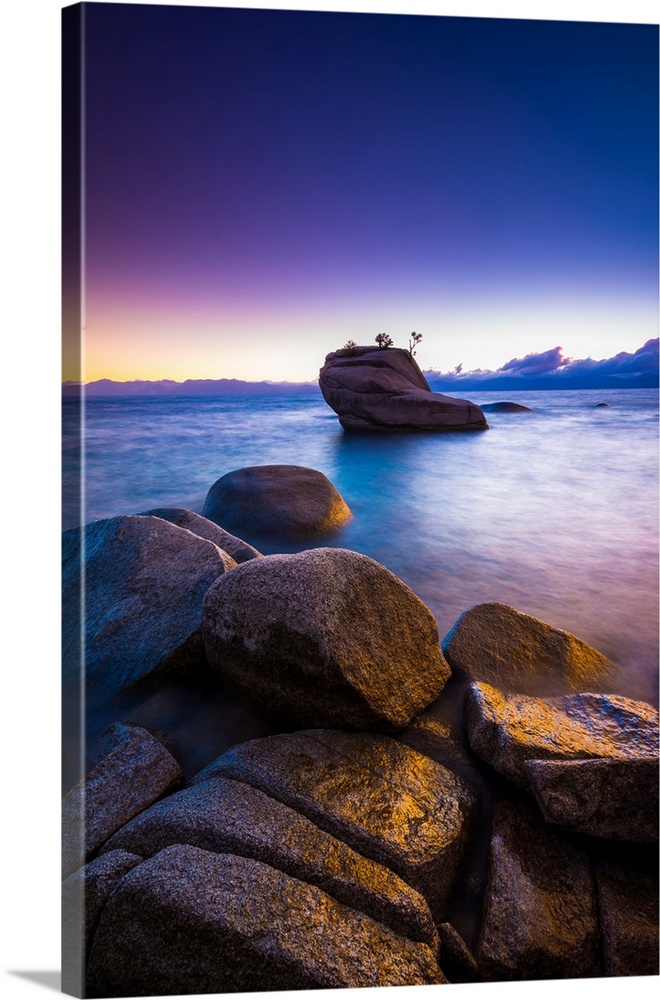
[
  {"left": 478, "top": 801, "right": 599, "bottom": 981},
  {"left": 195, "top": 729, "right": 476, "bottom": 920},
  {"left": 140, "top": 506, "right": 262, "bottom": 562},
  {"left": 62, "top": 515, "right": 236, "bottom": 704},
  {"left": 201, "top": 547, "right": 450, "bottom": 730},
  {"left": 480, "top": 401, "right": 532, "bottom": 412},
  {"left": 202, "top": 464, "right": 352, "bottom": 540},
  {"left": 61, "top": 724, "right": 183, "bottom": 877},
  {"left": 595, "top": 862, "right": 660, "bottom": 976},
  {"left": 465, "top": 682, "right": 659, "bottom": 800},
  {"left": 442, "top": 602, "right": 613, "bottom": 695},
  {"left": 319, "top": 346, "right": 487, "bottom": 431},
  {"left": 86, "top": 845, "right": 445, "bottom": 995},
  {"left": 99, "top": 773, "right": 439, "bottom": 950}
]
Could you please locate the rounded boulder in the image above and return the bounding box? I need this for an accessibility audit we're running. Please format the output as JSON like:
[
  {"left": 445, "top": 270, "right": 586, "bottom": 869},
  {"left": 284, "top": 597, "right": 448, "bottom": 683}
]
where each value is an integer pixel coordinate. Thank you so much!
[{"left": 201, "top": 547, "right": 451, "bottom": 730}]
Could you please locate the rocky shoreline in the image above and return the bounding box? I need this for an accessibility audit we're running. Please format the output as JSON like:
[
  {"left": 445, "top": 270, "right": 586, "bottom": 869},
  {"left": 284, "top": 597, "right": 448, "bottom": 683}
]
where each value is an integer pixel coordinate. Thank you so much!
[{"left": 62, "top": 465, "right": 659, "bottom": 996}]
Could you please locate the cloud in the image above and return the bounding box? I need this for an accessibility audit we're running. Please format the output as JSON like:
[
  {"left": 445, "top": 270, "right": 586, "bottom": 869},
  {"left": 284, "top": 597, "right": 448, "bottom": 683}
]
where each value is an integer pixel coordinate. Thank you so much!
[{"left": 425, "top": 339, "right": 659, "bottom": 391}]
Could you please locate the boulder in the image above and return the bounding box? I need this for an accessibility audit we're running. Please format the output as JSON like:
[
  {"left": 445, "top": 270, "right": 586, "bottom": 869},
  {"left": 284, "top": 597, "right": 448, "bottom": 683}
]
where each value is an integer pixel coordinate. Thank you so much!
[
  {"left": 437, "top": 922, "right": 481, "bottom": 983},
  {"left": 480, "top": 401, "right": 532, "bottom": 412},
  {"left": 478, "top": 801, "right": 599, "bottom": 981},
  {"left": 319, "top": 346, "right": 487, "bottom": 431},
  {"left": 86, "top": 845, "right": 445, "bottom": 995},
  {"left": 99, "top": 773, "right": 438, "bottom": 950},
  {"left": 140, "top": 506, "right": 262, "bottom": 562},
  {"left": 201, "top": 547, "right": 450, "bottom": 730},
  {"left": 62, "top": 724, "right": 183, "bottom": 877},
  {"left": 62, "top": 850, "right": 142, "bottom": 996},
  {"left": 201, "top": 464, "right": 352, "bottom": 540},
  {"left": 525, "top": 756, "right": 659, "bottom": 843},
  {"left": 62, "top": 515, "right": 236, "bottom": 705},
  {"left": 465, "top": 682, "right": 659, "bottom": 798},
  {"left": 195, "top": 729, "right": 476, "bottom": 920},
  {"left": 595, "top": 862, "right": 659, "bottom": 976},
  {"left": 442, "top": 602, "right": 613, "bottom": 695},
  {"left": 393, "top": 715, "right": 486, "bottom": 797}
]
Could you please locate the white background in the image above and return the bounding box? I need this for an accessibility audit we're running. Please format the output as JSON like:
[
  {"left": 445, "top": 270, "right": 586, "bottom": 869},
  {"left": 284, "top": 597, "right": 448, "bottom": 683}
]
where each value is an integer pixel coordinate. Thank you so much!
[{"left": 1, "top": 1, "right": 657, "bottom": 998}]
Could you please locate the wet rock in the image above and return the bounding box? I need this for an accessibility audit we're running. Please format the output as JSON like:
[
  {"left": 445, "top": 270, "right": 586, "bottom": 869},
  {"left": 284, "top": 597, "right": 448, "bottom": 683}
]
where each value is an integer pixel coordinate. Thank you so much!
[
  {"left": 595, "top": 862, "right": 659, "bottom": 976},
  {"left": 442, "top": 602, "right": 613, "bottom": 695},
  {"left": 140, "top": 506, "right": 262, "bottom": 562},
  {"left": 478, "top": 801, "right": 599, "bottom": 981},
  {"left": 62, "top": 515, "right": 236, "bottom": 705},
  {"left": 526, "top": 756, "right": 659, "bottom": 843},
  {"left": 195, "top": 729, "right": 476, "bottom": 920},
  {"left": 201, "top": 547, "right": 450, "bottom": 730},
  {"left": 595, "top": 402, "right": 611, "bottom": 407},
  {"left": 201, "top": 464, "right": 352, "bottom": 540},
  {"left": 465, "top": 682, "right": 659, "bottom": 795},
  {"left": 99, "top": 773, "right": 438, "bottom": 950},
  {"left": 86, "top": 845, "right": 445, "bottom": 996},
  {"left": 62, "top": 850, "right": 142, "bottom": 996},
  {"left": 319, "top": 346, "right": 487, "bottom": 431},
  {"left": 481, "top": 401, "right": 532, "bottom": 412},
  {"left": 62, "top": 724, "right": 183, "bottom": 877}
]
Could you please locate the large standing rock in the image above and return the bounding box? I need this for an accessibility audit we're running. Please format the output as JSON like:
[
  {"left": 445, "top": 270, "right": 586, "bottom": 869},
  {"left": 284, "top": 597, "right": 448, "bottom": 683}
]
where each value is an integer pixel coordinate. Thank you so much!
[
  {"left": 525, "top": 756, "right": 659, "bottom": 843},
  {"left": 195, "top": 730, "right": 476, "bottom": 920},
  {"left": 201, "top": 464, "right": 352, "bottom": 540},
  {"left": 319, "top": 346, "right": 487, "bottom": 431},
  {"left": 139, "top": 506, "right": 262, "bottom": 562},
  {"left": 86, "top": 845, "right": 445, "bottom": 996},
  {"left": 442, "top": 602, "right": 613, "bottom": 695},
  {"left": 98, "top": 774, "right": 439, "bottom": 950},
  {"left": 478, "top": 801, "right": 599, "bottom": 981},
  {"left": 61, "top": 725, "right": 183, "bottom": 877},
  {"left": 465, "top": 682, "right": 659, "bottom": 799},
  {"left": 62, "top": 515, "right": 236, "bottom": 704},
  {"left": 201, "top": 547, "right": 450, "bottom": 730},
  {"left": 595, "top": 862, "right": 659, "bottom": 976}
]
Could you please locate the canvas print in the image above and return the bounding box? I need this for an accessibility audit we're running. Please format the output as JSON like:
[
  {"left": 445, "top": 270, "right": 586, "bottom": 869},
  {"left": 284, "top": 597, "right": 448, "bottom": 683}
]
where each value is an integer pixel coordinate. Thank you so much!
[{"left": 61, "top": 2, "right": 659, "bottom": 996}]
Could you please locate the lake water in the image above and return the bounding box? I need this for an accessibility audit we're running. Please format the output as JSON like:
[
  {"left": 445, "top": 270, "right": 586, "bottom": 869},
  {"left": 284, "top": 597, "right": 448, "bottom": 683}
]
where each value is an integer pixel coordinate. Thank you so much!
[{"left": 63, "top": 387, "right": 658, "bottom": 711}]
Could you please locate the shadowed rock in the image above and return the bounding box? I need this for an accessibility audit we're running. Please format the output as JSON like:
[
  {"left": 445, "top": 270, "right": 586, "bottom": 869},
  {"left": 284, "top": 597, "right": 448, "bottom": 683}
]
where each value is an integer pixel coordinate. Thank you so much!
[
  {"left": 595, "top": 862, "right": 659, "bottom": 976},
  {"left": 201, "top": 547, "right": 450, "bottom": 730},
  {"left": 319, "top": 346, "right": 488, "bottom": 431},
  {"left": 99, "top": 773, "right": 438, "bottom": 950},
  {"left": 85, "top": 845, "right": 446, "bottom": 996},
  {"left": 202, "top": 464, "right": 352, "bottom": 540},
  {"left": 62, "top": 515, "right": 236, "bottom": 705},
  {"left": 62, "top": 850, "right": 142, "bottom": 996},
  {"left": 195, "top": 729, "right": 476, "bottom": 921},
  {"left": 139, "top": 506, "right": 262, "bottom": 562},
  {"left": 465, "top": 682, "right": 659, "bottom": 798},
  {"left": 62, "top": 725, "right": 183, "bottom": 877},
  {"left": 437, "top": 922, "right": 481, "bottom": 984},
  {"left": 525, "top": 756, "right": 659, "bottom": 843},
  {"left": 481, "top": 401, "right": 532, "bottom": 412},
  {"left": 442, "top": 602, "right": 613, "bottom": 695},
  {"left": 478, "top": 801, "right": 599, "bottom": 981}
]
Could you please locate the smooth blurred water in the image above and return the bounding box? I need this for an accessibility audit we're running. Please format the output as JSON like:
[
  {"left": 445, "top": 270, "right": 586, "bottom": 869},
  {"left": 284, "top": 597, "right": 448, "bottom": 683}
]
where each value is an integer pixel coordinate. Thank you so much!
[{"left": 62, "top": 387, "right": 659, "bottom": 704}]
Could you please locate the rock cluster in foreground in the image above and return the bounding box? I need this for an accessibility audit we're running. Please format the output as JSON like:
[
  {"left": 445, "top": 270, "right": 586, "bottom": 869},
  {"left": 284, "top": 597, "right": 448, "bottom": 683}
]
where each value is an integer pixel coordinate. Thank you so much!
[
  {"left": 319, "top": 346, "right": 488, "bottom": 431},
  {"left": 62, "top": 479, "right": 659, "bottom": 995}
]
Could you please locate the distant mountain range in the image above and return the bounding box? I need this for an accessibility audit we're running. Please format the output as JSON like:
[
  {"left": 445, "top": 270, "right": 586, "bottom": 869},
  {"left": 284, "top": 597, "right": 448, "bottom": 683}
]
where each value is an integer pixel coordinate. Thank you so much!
[{"left": 62, "top": 339, "right": 658, "bottom": 396}]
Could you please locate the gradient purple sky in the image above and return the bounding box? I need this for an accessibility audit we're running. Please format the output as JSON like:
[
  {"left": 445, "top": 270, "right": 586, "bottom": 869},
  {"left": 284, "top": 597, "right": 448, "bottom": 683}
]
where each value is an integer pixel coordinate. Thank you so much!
[{"left": 72, "top": 2, "right": 658, "bottom": 382}]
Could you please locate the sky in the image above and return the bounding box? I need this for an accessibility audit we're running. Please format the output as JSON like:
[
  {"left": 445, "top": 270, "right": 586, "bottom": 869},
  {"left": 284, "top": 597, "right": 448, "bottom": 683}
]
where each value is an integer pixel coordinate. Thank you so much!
[{"left": 65, "top": 2, "right": 659, "bottom": 384}]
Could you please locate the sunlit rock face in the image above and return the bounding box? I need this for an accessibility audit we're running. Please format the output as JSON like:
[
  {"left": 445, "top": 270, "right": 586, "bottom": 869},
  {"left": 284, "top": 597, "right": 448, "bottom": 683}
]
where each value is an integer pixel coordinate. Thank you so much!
[
  {"left": 62, "top": 515, "right": 236, "bottom": 705},
  {"left": 478, "top": 801, "right": 599, "bottom": 981},
  {"left": 85, "top": 845, "right": 445, "bottom": 996},
  {"left": 195, "top": 729, "right": 476, "bottom": 921},
  {"left": 202, "top": 464, "right": 352, "bottom": 541},
  {"left": 98, "top": 773, "right": 439, "bottom": 951},
  {"left": 319, "top": 346, "right": 488, "bottom": 431},
  {"left": 442, "top": 602, "right": 614, "bottom": 696},
  {"left": 201, "top": 547, "right": 451, "bottom": 731}
]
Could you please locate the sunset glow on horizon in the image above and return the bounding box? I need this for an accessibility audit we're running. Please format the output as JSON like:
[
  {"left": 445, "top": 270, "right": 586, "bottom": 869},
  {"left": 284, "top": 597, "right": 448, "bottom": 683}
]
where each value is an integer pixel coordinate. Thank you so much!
[{"left": 69, "top": 5, "right": 658, "bottom": 385}]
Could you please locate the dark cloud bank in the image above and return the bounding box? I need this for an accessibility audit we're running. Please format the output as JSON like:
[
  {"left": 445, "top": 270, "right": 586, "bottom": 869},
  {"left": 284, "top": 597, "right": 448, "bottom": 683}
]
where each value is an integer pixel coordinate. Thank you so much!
[{"left": 62, "top": 340, "right": 658, "bottom": 396}]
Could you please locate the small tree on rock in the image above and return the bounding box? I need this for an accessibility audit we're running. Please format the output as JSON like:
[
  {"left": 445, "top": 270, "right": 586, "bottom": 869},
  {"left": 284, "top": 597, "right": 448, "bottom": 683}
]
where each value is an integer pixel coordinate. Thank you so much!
[
  {"left": 375, "top": 332, "right": 394, "bottom": 349},
  {"left": 343, "top": 339, "right": 358, "bottom": 350},
  {"left": 408, "top": 331, "right": 422, "bottom": 357}
]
